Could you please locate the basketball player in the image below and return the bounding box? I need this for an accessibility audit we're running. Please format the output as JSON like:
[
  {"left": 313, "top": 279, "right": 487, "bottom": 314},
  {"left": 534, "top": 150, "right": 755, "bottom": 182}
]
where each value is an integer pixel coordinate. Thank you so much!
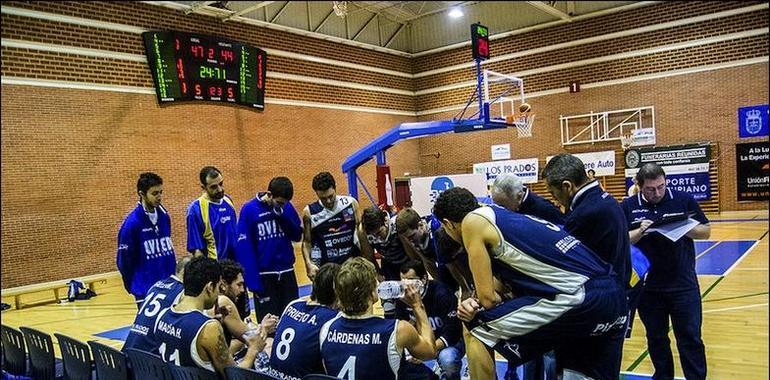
[
  {"left": 210, "top": 259, "right": 278, "bottom": 355},
  {"left": 187, "top": 166, "right": 238, "bottom": 261},
  {"left": 154, "top": 256, "right": 266, "bottom": 376},
  {"left": 319, "top": 257, "right": 436, "bottom": 380},
  {"left": 434, "top": 188, "right": 627, "bottom": 379},
  {"left": 117, "top": 172, "right": 176, "bottom": 309},
  {"left": 123, "top": 255, "right": 190, "bottom": 353},
  {"left": 301, "top": 172, "right": 370, "bottom": 280},
  {"left": 267, "top": 263, "right": 341, "bottom": 379},
  {"left": 236, "top": 176, "right": 303, "bottom": 322}
]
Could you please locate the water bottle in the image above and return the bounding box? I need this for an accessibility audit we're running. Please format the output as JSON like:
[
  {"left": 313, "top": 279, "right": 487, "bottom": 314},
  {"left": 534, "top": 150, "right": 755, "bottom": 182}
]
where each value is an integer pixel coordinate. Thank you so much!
[
  {"left": 242, "top": 317, "right": 260, "bottom": 343},
  {"left": 377, "top": 279, "right": 424, "bottom": 300},
  {"left": 377, "top": 281, "right": 404, "bottom": 300}
]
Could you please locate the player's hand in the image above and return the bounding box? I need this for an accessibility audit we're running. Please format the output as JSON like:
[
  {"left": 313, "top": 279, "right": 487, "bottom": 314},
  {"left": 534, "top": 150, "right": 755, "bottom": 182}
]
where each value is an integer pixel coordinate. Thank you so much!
[
  {"left": 457, "top": 298, "right": 481, "bottom": 322},
  {"left": 639, "top": 219, "right": 654, "bottom": 234},
  {"left": 306, "top": 262, "right": 319, "bottom": 280},
  {"left": 407, "top": 357, "right": 423, "bottom": 365},
  {"left": 244, "top": 326, "right": 267, "bottom": 352},
  {"left": 401, "top": 281, "right": 422, "bottom": 308},
  {"left": 261, "top": 313, "right": 279, "bottom": 334}
]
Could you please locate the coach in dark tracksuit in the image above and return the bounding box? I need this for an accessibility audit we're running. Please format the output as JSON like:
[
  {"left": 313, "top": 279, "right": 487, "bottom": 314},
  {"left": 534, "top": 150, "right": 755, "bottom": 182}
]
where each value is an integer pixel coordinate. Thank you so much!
[
  {"left": 622, "top": 163, "right": 710, "bottom": 380},
  {"left": 543, "top": 154, "right": 631, "bottom": 378}
]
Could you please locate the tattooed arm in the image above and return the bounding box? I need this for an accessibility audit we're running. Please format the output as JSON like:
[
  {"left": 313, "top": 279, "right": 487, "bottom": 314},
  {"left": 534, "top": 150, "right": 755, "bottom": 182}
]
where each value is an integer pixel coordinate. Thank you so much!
[{"left": 198, "top": 320, "right": 265, "bottom": 376}]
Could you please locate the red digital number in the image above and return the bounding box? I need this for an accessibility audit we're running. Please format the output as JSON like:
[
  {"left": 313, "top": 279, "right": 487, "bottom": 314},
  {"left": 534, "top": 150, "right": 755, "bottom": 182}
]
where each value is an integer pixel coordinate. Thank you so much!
[
  {"left": 175, "top": 38, "right": 180, "bottom": 51},
  {"left": 191, "top": 45, "right": 204, "bottom": 58},
  {"left": 195, "top": 83, "right": 202, "bottom": 96},
  {"left": 257, "top": 54, "right": 264, "bottom": 89},
  {"left": 209, "top": 86, "right": 216, "bottom": 96},
  {"left": 227, "top": 87, "right": 234, "bottom": 98},
  {"left": 208, "top": 48, "right": 215, "bottom": 60},
  {"left": 478, "top": 39, "right": 489, "bottom": 58},
  {"left": 181, "top": 82, "right": 187, "bottom": 94},
  {"left": 220, "top": 50, "right": 234, "bottom": 63},
  {"left": 176, "top": 58, "right": 185, "bottom": 80}
]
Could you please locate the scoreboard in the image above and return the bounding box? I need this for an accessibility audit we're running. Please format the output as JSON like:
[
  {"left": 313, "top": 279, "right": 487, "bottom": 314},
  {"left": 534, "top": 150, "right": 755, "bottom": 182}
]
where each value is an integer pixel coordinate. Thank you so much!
[{"left": 142, "top": 31, "right": 267, "bottom": 109}]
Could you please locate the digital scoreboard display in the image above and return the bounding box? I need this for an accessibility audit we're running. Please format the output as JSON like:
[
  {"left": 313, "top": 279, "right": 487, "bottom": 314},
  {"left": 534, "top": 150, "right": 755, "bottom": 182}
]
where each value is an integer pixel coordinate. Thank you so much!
[
  {"left": 471, "top": 23, "right": 489, "bottom": 60},
  {"left": 142, "top": 31, "right": 267, "bottom": 109}
]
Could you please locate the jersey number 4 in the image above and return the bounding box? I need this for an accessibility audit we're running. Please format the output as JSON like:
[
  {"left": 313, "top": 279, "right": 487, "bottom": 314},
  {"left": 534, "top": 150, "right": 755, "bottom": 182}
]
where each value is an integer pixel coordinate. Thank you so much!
[{"left": 337, "top": 356, "right": 356, "bottom": 380}]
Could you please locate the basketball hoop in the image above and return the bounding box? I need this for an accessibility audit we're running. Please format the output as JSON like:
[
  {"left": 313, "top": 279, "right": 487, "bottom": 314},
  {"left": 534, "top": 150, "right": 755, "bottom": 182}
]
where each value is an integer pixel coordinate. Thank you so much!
[
  {"left": 513, "top": 114, "right": 534, "bottom": 138},
  {"left": 620, "top": 132, "right": 634, "bottom": 150}
]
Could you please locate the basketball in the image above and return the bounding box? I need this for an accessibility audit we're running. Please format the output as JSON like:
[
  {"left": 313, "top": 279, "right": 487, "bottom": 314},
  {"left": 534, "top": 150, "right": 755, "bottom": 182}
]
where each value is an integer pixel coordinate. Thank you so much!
[{"left": 519, "top": 103, "right": 532, "bottom": 113}]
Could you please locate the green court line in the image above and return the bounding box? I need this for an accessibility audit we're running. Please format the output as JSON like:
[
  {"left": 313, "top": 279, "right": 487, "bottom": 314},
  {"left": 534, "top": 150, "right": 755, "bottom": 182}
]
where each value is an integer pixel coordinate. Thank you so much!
[
  {"left": 626, "top": 276, "right": 725, "bottom": 372},
  {"left": 702, "top": 291, "right": 769, "bottom": 303}
]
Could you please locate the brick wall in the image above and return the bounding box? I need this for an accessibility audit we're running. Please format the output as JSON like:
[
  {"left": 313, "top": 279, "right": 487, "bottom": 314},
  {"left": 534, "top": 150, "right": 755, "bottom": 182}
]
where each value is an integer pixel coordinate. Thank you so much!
[
  {"left": 0, "top": 85, "right": 419, "bottom": 288},
  {"left": 1, "top": 1, "right": 767, "bottom": 287}
]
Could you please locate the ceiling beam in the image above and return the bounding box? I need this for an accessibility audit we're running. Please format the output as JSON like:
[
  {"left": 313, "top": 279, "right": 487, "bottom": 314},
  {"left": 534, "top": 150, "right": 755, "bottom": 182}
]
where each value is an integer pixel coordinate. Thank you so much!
[
  {"left": 352, "top": 13, "right": 378, "bottom": 41},
  {"left": 185, "top": 1, "right": 217, "bottom": 15},
  {"left": 223, "top": 1, "right": 274, "bottom": 21},
  {"left": 270, "top": 1, "right": 291, "bottom": 23},
  {"left": 384, "top": 22, "right": 406, "bottom": 48},
  {"left": 314, "top": 7, "right": 336, "bottom": 32},
  {"left": 526, "top": 1, "right": 572, "bottom": 21}
]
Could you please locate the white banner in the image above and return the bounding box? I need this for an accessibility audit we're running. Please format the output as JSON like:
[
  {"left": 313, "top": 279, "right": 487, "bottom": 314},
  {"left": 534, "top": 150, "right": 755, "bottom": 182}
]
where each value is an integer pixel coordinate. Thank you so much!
[
  {"left": 409, "top": 173, "right": 488, "bottom": 217},
  {"left": 473, "top": 158, "right": 539, "bottom": 185},
  {"left": 491, "top": 144, "right": 511, "bottom": 160},
  {"left": 631, "top": 128, "right": 656, "bottom": 146},
  {"left": 547, "top": 150, "right": 616, "bottom": 177}
]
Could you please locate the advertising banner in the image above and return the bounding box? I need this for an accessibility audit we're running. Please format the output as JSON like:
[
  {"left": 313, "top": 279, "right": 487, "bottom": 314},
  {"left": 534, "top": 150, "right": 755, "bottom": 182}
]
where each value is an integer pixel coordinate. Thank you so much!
[
  {"left": 546, "top": 150, "right": 616, "bottom": 177},
  {"left": 473, "top": 158, "right": 539, "bottom": 185},
  {"left": 410, "top": 173, "right": 488, "bottom": 217},
  {"left": 736, "top": 142, "right": 770, "bottom": 201},
  {"left": 624, "top": 143, "right": 711, "bottom": 200}
]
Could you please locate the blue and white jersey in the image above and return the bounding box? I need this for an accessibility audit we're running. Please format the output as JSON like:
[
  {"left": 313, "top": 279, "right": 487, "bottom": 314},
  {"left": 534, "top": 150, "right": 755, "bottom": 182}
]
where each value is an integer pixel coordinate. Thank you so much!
[
  {"left": 307, "top": 195, "right": 359, "bottom": 265},
  {"left": 116, "top": 203, "right": 176, "bottom": 298},
  {"left": 473, "top": 205, "right": 612, "bottom": 298},
  {"left": 267, "top": 300, "right": 340, "bottom": 380},
  {"left": 123, "top": 275, "right": 184, "bottom": 354},
  {"left": 320, "top": 315, "right": 400, "bottom": 380},
  {"left": 154, "top": 306, "right": 216, "bottom": 371}
]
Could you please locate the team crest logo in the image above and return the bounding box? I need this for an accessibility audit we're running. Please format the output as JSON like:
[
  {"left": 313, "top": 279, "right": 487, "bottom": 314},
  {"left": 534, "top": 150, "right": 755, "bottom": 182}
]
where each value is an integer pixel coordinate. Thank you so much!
[
  {"left": 625, "top": 150, "right": 641, "bottom": 169},
  {"left": 746, "top": 109, "right": 762, "bottom": 135}
]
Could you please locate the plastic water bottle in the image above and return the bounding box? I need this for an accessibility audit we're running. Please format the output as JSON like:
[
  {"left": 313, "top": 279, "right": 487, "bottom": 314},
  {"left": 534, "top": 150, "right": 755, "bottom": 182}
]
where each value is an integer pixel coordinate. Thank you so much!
[
  {"left": 377, "top": 280, "right": 424, "bottom": 300},
  {"left": 242, "top": 317, "right": 260, "bottom": 343},
  {"left": 377, "top": 281, "right": 404, "bottom": 300}
]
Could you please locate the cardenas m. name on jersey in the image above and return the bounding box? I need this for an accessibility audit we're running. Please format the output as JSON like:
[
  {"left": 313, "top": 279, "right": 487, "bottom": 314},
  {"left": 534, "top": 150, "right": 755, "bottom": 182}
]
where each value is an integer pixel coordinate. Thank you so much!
[{"left": 308, "top": 195, "right": 359, "bottom": 264}]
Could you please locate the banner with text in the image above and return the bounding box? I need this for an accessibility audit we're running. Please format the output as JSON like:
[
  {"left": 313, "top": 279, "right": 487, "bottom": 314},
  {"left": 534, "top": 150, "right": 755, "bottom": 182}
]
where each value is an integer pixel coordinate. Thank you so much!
[
  {"left": 410, "top": 173, "right": 488, "bottom": 217},
  {"left": 736, "top": 141, "right": 770, "bottom": 201},
  {"left": 473, "top": 158, "right": 539, "bottom": 186},
  {"left": 547, "top": 150, "right": 616, "bottom": 177},
  {"left": 624, "top": 143, "right": 712, "bottom": 200}
]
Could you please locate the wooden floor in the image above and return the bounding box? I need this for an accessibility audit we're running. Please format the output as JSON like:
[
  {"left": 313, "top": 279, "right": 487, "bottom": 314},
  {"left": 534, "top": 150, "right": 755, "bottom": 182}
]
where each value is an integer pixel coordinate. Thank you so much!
[{"left": 2, "top": 210, "right": 767, "bottom": 379}]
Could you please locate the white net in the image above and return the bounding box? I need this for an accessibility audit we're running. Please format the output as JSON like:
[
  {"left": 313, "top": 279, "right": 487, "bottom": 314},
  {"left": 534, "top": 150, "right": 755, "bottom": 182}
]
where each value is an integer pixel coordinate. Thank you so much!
[
  {"left": 620, "top": 132, "right": 634, "bottom": 150},
  {"left": 514, "top": 114, "right": 534, "bottom": 138},
  {"left": 333, "top": 1, "right": 348, "bottom": 17}
]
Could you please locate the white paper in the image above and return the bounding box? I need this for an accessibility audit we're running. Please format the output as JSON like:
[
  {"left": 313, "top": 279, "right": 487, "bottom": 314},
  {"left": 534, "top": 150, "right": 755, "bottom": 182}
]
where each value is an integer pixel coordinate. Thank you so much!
[{"left": 647, "top": 218, "right": 700, "bottom": 242}]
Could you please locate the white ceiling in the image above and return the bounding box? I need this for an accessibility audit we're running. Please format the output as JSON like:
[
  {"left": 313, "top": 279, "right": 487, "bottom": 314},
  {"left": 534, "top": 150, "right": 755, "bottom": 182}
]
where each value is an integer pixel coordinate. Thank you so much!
[{"left": 153, "top": 1, "right": 648, "bottom": 54}]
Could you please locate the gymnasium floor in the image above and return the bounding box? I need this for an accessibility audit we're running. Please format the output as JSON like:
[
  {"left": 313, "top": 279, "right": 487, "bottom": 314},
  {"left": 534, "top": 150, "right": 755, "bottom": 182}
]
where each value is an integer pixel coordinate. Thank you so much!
[{"left": 2, "top": 210, "right": 767, "bottom": 379}]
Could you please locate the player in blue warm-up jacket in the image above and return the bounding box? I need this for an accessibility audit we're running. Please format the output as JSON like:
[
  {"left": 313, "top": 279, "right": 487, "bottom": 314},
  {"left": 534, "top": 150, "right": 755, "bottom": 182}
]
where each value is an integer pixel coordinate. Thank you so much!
[
  {"left": 236, "top": 176, "right": 303, "bottom": 321},
  {"left": 117, "top": 172, "right": 176, "bottom": 309}
]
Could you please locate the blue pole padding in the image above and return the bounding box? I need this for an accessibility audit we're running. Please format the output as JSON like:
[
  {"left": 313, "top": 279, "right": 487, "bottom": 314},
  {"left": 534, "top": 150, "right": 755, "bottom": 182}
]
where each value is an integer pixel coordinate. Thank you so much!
[
  {"left": 347, "top": 171, "right": 358, "bottom": 200},
  {"left": 376, "top": 151, "right": 386, "bottom": 165}
]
